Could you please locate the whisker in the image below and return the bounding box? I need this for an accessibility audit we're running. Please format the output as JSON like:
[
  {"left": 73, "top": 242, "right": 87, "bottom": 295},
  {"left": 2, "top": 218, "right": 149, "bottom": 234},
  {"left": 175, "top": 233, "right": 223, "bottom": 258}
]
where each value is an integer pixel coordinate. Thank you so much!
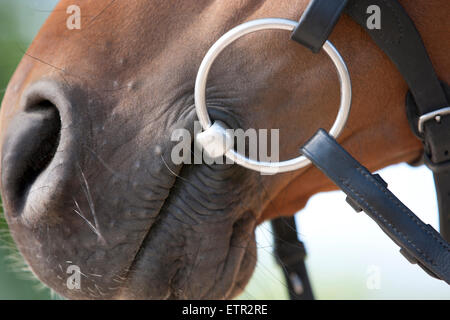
[
  {"left": 160, "top": 154, "right": 188, "bottom": 182},
  {"left": 76, "top": 165, "right": 106, "bottom": 244},
  {"left": 79, "top": 170, "right": 101, "bottom": 232},
  {"left": 84, "top": 146, "right": 128, "bottom": 181},
  {"left": 72, "top": 198, "right": 102, "bottom": 239}
]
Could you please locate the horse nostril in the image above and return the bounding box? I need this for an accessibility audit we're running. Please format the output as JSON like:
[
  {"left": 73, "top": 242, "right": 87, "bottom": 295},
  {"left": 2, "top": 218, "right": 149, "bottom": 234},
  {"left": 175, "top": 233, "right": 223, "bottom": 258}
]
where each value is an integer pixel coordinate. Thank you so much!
[{"left": 1, "top": 100, "right": 61, "bottom": 214}]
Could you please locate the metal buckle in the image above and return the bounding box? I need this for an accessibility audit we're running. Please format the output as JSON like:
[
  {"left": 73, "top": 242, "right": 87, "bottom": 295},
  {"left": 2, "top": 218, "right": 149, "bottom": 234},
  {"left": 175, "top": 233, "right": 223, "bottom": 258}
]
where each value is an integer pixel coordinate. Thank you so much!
[
  {"left": 418, "top": 106, "right": 450, "bottom": 133},
  {"left": 194, "top": 18, "right": 352, "bottom": 174}
]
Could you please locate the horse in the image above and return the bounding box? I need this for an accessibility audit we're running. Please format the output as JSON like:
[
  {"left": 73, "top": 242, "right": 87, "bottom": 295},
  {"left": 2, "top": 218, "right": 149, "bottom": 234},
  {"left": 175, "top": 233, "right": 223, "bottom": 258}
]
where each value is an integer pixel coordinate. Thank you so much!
[{"left": 0, "top": 0, "right": 448, "bottom": 299}]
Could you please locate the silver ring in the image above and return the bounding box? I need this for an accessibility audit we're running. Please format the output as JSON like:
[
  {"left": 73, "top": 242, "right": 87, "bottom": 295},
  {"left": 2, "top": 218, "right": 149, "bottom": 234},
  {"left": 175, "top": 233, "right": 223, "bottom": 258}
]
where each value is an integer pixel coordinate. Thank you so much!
[{"left": 195, "top": 18, "right": 352, "bottom": 174}]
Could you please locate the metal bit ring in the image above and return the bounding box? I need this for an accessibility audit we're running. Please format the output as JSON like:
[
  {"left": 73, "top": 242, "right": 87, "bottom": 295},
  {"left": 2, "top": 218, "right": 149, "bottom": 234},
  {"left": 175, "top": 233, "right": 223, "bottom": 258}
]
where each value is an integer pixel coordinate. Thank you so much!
[{"left": 195, "top": 18, "right": 352, "bottom": 174}]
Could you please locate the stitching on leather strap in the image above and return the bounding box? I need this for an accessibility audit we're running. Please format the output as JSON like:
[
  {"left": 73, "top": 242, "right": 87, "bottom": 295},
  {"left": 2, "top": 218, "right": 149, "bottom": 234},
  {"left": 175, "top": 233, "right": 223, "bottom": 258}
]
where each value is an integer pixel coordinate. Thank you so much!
[
  {"left": 355, "top": 167, "right": 450, "bottom": 251},
  {"left": 341, "top": 179, "right": 436, "bottom": 265}
]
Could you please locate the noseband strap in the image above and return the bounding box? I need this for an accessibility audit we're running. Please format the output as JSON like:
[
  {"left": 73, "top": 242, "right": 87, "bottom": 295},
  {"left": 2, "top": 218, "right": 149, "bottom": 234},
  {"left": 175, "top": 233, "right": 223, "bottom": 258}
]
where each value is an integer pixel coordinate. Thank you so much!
[
  {"left": 289, "top": 0, "right": 450, "bottom": 284},
  {"left": 301, "top": 130, "right": 450, "bottom": 284}
]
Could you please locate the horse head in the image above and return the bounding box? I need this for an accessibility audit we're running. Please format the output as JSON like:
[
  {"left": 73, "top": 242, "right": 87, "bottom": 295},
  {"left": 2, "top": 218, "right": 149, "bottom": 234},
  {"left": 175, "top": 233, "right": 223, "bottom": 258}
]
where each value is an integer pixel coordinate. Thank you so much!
[{"left": 0, "top": 0, "right": 447, "bottom": 299}]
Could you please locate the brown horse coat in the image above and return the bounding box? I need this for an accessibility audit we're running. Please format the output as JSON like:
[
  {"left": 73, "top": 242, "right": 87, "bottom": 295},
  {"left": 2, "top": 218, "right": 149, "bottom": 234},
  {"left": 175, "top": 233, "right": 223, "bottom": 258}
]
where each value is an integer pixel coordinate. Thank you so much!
[{"left": 0, "top": 0, "right": 448, "bottom": 299}]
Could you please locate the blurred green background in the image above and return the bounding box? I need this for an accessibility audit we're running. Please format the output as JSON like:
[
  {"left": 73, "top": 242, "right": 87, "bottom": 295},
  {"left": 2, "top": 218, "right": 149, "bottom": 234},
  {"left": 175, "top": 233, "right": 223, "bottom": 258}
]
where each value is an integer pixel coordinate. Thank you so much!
[{"left": 0, "top": 0, "right": 448, "bottom": 300}]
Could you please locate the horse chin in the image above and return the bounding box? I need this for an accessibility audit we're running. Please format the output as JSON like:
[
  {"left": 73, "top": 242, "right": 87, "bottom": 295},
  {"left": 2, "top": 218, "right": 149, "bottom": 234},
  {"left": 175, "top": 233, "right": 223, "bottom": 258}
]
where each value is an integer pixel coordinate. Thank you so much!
[
  {"left": 120, "top": 207, "right": 258, "bottom": 300},
  {"left": 115, "top": 163, "right": 259, "bottom": 300}
]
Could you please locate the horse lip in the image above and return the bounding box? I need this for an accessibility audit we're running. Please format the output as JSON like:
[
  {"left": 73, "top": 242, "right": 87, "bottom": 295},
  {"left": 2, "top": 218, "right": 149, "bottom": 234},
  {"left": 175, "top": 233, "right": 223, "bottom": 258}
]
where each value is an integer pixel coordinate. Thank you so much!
[
  {"left": 118, "top": 159, "right": 184, "bottom": 299},
  {"left": 119, "top": 108, "right": 243, "bottom": 284}
]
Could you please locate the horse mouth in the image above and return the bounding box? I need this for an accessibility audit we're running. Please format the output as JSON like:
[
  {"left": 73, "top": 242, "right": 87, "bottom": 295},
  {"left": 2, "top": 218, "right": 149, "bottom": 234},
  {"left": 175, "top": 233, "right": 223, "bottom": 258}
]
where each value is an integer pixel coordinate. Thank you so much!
[
  {"left": 117, "top": 160, "right": 258, "bottom": 300},
  {"left": 121, "top": 163, "right": 184, "bottom": 299},
  {"left": 1, "top": 83, "right": 256, "bottom": 299}
]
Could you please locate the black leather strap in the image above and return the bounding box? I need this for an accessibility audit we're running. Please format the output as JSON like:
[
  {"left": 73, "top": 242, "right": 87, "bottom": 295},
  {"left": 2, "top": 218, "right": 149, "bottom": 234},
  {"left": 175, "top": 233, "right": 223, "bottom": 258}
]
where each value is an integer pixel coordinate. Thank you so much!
[
  {"left": 344, "top": 0, "right": 448, "bottom": 113},
  {"left": 291, "top": 0, "right": 348, "bottom": 53},
  {"left": 434, "top": 171, "right": 450, "bottom": 242},
  {"left": 407, "top": 82, "right": 450, "bottom": 242},
  {"left": 271, "top": 217, "right": 314, "bottom": 300},
  {"left": 291, "top": 1, "right": 450, "bottom": 242},
  {"left": 344, "top": 2, "right": 450, "bottom": 244},
  {"left": 301, "top": 129, "right": 450, "bottom": 284},
  {"left": 291, "top": 0, "right": 447, "bottom": 113}
]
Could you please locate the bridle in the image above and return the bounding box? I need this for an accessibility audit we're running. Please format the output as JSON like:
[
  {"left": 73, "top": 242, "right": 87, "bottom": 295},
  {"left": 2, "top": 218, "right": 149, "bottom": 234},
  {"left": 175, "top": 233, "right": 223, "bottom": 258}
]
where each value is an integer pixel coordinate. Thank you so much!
[{"left": 194, "top": 0, "right": 450, "bottom": 298}]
